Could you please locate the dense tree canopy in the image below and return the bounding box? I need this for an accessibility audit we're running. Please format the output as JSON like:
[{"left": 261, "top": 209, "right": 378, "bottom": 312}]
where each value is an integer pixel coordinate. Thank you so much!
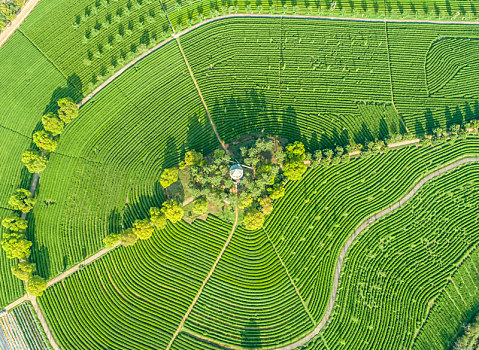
[
  {"left": 161, "top": 200, "right": 184, "bottom": 223},
  {"left": 150, "top": 207, "right": 167, "bottom": 229},
  {"left": 57, "top": 97, "right": 79, "bottom": 123},
  {"left": 11, "top": 262, "right": 36, "bottom": 281},
  {"left": 243, "top": 209, "right": 265, "bottom": 231},
  {"left": 8, "top": 188, "right": 35, "bottom": 213},
  {"left": 160, "top": 168, "right": 179, "bottom": 188},
  {"left": 259, "top": 197, "right": 273, "bottom": 216},
  {"left": 283, "top": 160, "right": 308, "bottom": 181},
  {"left": 21, "top": 150, "right": 47, "bottom": 173},
  {"left": 41, "top": 112, "right": 64, "bottom": 136},
  {"left": 1, "top": 215, "right": 28, "bottom": 232},
  {"left": 132, "top": 219, "right": 154, "bottom": 240},
  {"left": 26, "top": 275, "right": 47, "bottom": 297},
  {"left": 0, "top": 232, "right": 32, "bottom": 259},
  {"left": 33, "top": 130, "right": 58, "bottom": 152},
  {"left": 192, "top": 198, "right": 208, "bottom": 215},
  {"left": 184, "top": 150, "right": 203, "bottom": 166}
]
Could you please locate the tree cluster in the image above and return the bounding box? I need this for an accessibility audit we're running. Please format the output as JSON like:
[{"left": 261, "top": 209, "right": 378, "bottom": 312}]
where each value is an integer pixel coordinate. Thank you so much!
[
  {"left": 1, "top": 188, "right": 46, "bottom": 296},
  {"left": 0, "top": 1, "right": 25, "bottom": 31},
  {"left": 22, "top": 98, "right": 79, "bottom": 174},
  {"left": 103, "top": 201, "right": 184, "bottom": 248}
]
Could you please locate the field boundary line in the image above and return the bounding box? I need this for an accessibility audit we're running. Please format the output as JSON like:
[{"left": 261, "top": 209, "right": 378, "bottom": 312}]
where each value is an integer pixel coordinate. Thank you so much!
[
  {"left": 30, "top": 297, "right": 60, "bottom": 350},
  {"left": 175, "top": 36, "right": 230, "bottom": 154},
  {"left": 263, "top": 227, "right": 316, "bottom": 326},
  {"left": 79, "top": 14, "right": 479, "bottom": 109},
  {"left": 165, "top": 206, "right": 239, "bottom": 350},
  {"left": 0, "top": 0, "right": 41, "bottom": 49}
]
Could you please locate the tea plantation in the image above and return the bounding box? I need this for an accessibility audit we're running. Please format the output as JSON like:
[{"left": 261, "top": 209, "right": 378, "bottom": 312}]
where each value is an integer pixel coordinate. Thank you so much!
[{"left": 0, "top": 1, "right": 479, "bottom": 349}]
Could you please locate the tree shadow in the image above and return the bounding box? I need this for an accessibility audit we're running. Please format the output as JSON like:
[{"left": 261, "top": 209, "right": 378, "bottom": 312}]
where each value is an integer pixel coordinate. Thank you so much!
[
  {"left": 43, "top": 74, "right": 84, "bottom": 114},
  {"left": 240, "top": 318, "right": 262, "bottom": 349}
]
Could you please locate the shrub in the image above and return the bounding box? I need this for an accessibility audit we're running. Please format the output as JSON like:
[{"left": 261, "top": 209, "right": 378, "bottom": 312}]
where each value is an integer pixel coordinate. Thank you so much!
[
  {"left": 103, "top": 233, "right": 121, "bottom": 248},
  {"left": 184, "top": 150, "right": 203, "bottom": 166},
  {"left": 283, "top": 160, "right": 307, "bottom": 181},
  {"left": 120, "top": 228, "right": 138, "bottom": 246},
  {"left": 238, "top": 193, "right": 253, "bottom": 209},
  {"left": 192, "top": 198, "right": 208, "bottom": 215},
  {"left": 268, "top": 184, "right": 285, "bottom": 200},
  {"left": 259, "top": 197, "right": 273, "bottom": 216}
]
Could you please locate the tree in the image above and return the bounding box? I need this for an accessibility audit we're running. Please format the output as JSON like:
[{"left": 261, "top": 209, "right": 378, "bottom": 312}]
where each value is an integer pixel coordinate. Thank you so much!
[
  {"left": 132, "top": 219, "right": 154, "bottom": 240},
  {"left": 161, "top": 200, "right": 184, "bottom": 223},
  {"left": 184, "top": 150, "right": 203, "bottom": 166},
  {"left": 150, "top": 207, "right": 167, "bottom": 229},
  {"left": 283, "top": 160, "right": 307, "bottom": 181},
  {"left": 1, "top": 232, "right": 32, "bottom": 259},
  {"left": 243, "top": 209, "right": 265, "bottom": 230},
  {"left": 286, "top": 141, "right": 306, "bottom": 160},
  {"left": 103, "top": 233, "right": 121, "bottom": 248},
  {"left": 0, "top": 3, "right": 17, "bottom": 21},
  {"left": 120, "top": 228, "right": 137, "bottom": 246},
  {"left": 57, "top": 97, "right": 79, "bottom": 123},
  {"left": 160, "top": 168, "right": 178, "bottom": 188},
  {"left": 33, "top": 130, "right": 58, "bottom": 152},
  {"left": 41, "top": 113, "right": 64, "bottom": 136},
  {"left": 11, "top": 262, "right": 35, "bottom": 281},
  {"left": 192, "top": 198, "right": 208, "bottom": 215},
  {"left": 238, "top": 193, "right": 253, "bottom": 209},
  {"left": 2, "top": 215, "right": 28, "bottom": 232},
  {"left": 268, "top": 184, "right": 285, "bottom": 200},
  {"left": 8, "top": 188, "right": 35, "bottom": 213},
  {"left": 26, "top": 275, "right": 47, "bottom": 297},
  {"left": 259, "top": 197, "right": 273, "bottom": 216},
  {"left": 21, "top": 150, "right": 47, "bottom": 173}
]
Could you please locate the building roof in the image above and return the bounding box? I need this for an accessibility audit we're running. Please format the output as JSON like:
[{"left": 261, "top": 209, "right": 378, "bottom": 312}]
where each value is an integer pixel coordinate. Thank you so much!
[{"left": 230, "top": 164, "right": 244, "bottom": 181}]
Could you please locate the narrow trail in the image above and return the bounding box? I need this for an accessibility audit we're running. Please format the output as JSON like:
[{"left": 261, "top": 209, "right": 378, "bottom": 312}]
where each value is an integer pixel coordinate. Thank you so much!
[
  {"left": 166, "top": 206, "right": 239, "bottom": 350},
  {"left": 0, "top": 0, "right": 40, "bottom": 49},
  {"left": 30, "top": 297, "right": 60, "bottom": 350},
  {"left": 181, "top": 157, "right": 479, "bottom": 350}
]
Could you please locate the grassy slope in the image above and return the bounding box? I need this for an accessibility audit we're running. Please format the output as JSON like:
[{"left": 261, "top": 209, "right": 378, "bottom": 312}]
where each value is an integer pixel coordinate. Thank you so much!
[{"left": 301, "top": 163, "right": 479, "bottom": 349}]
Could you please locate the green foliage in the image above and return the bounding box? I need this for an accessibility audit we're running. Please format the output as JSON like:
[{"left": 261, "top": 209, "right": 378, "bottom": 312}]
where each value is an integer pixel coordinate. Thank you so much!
[
  {"left": 11, "top": 262, "right": 36, "bottom": 281},
  {"left": 0, "top": 3, "right": 17, "bottom": 21},
  {"left": 8, "top": 188, "right": 35, "bottom": 213},
  {"left": 238, "top": 193, "right": 253, "bottom": 209},
  {"left": 243, "top": 208, "right": 265, "bottom": 230},
  {"left": 283, "top": 160, "right": 307, "bottom": 181},
  {"left": 259, "top": 197, "right": 273, "bottom": 216},
  {"left": 103, "top": 233, "right": 121, "bottom": 248},
  {"left": 21, "top": 150, "right": 47, "bottom": 173},
  {"left": 184, "top": 150, "right": 203, "bottom": 166},
  {"left": 192, "top": 198, "right": 208, "bottom": 215},
  {"left": 1, "top": 215, "right": 27, "bottom": 232},
  {"left": 33, "top": 130, "right": 58, "bottom": 152},
  {"left": 41, "top": 112, "right": 64, "bottom": 136},
  {"left": 161, "top": 200, "right": 184, "bottom": 223},
  {"left": 120, "top": 228, "right": 138, "bottom": 247},
  {"left": 150, "top": 207, "right": 167, "bottom": 229},
  {"left": 286, "top": 141, "right": 306, "bottom": 161},
  {"left": 1, "top": 232, "right": 32, "bottom": 259},
  {"left": 268, "top": 184, "right": 285, "bottom": 200},
  {"left": 57, "top": 97, "right": 79, "bottom": 124},
  {"left": 132, "top": 219, "right": 154, "bottom": 240},
  {"left": 26, "top": 275, "right": 47, "bottom": 297},
  {"left": 160, "top": 168, "right": 179, "bottom": 188}
]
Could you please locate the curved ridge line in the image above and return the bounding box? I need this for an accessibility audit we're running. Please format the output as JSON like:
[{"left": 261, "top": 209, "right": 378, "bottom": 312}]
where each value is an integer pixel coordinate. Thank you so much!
[
  {"left": 79, "top": 13, "right": 479, "bottom": 108},
  {"left": 182, "top": 157, "right": 479, "bottom": 350}
]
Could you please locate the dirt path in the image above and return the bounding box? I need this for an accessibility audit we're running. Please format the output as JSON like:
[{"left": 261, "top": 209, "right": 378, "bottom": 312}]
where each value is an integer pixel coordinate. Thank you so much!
[
  {"left": 30, "top": 297, "right": 60, "bottom": 350},
  {"left": 388, "top": 138, "right": 421, "bottom": 147},
  {"left": 166, "top": 206, "right": 239, "bottom": 350},
  {"left": 0, "top": 0, "right": 41, "bottom": 49}
]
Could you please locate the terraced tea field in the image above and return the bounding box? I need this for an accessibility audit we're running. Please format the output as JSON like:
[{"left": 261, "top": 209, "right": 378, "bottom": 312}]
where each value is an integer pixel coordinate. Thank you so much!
[{"left": 1, "top": 2, "right": 479, "bottom": 350}]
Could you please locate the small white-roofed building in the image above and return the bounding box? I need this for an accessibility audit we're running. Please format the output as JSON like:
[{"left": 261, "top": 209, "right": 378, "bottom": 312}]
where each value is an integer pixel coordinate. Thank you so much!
[{"left": 230, "top": 164, "right": 244, "bottom": 182}]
